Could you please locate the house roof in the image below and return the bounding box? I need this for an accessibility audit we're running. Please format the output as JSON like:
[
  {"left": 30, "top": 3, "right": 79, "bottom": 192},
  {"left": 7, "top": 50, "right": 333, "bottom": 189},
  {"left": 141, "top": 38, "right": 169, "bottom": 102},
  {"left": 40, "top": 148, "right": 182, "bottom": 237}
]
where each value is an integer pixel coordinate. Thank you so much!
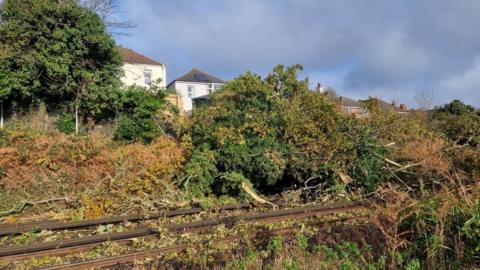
[
  {"left": 335, "top": 96, "right": 363, "bottom": 107},
  {"left": 168, "top": 68, "right": 224, "bottom": 87},
  {"left": 359, "top": 97, "right": 402, "bottom": 112},
  {"left": 118, "top": 47, "right": 164, "bottom": 66}
]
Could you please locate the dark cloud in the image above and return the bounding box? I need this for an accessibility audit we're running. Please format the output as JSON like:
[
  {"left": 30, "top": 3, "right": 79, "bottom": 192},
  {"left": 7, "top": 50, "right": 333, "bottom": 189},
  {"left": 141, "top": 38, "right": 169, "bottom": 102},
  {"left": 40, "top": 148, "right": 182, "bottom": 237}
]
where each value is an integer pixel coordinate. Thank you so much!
[{"left": 117, "top": 0, "right": 480, "bottom": 107}]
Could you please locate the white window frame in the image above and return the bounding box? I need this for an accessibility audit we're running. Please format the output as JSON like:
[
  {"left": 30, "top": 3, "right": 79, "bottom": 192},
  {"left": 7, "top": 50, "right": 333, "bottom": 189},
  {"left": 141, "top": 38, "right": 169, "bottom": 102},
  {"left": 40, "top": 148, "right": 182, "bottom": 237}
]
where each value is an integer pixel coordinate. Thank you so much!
[
  {"left": 214, "top": 83, "right": 223, "bottom": 91},
  {"left": 187, "top": 85, "right": 195, "bottom": 98},
  {"left": 144, "top": 69, "right": 152, "bottom": 87}
]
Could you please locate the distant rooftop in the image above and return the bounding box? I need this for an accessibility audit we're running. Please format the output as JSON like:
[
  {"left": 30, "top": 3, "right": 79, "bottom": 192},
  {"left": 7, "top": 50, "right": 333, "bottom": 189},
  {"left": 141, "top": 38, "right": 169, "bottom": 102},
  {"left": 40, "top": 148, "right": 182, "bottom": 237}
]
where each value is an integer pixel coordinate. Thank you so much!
[
  {"left": 168, "top": 68, "right": 224, "bottom": 87},
  {"left": 332, "top": 96, "right": 363, "bottom": 107},
  {"left": 118, "top": 47, "right": 164, "bottom": 66},
  {"left": 327, "top": 94, "right": 408, "bottom": 113},
  {"left": 359, "top": 97, "right": 403, "bottom": 112}
]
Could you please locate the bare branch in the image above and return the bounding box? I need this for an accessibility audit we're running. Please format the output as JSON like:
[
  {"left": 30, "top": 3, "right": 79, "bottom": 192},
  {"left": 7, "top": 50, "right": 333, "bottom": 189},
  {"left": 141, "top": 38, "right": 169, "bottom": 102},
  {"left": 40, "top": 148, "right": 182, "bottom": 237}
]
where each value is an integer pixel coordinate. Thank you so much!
[
  {"left": 415, "top": 89, "right": 434, "bottom": 110},
  {"left": 79, "top": 0, "right": 136, "bottom": 34}
]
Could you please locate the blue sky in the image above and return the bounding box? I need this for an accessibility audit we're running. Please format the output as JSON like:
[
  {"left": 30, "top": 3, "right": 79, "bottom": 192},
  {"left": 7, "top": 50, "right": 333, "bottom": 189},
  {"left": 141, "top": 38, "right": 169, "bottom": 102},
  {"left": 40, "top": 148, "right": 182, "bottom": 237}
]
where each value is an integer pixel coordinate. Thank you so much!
[{"left": 115, "top": 0, "right": 480, "bottom": 107}]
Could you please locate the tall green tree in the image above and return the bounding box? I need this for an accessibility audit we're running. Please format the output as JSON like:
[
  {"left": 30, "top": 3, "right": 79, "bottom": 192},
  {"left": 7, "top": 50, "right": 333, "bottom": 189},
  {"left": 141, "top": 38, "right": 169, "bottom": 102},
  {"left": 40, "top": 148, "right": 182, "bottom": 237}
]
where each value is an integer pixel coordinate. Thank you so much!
[
  {"left": 431, "top": 100, "right": 480, "bottom": 146},
  {"left": 0, "top": 0, "right": 122, "bottom": 132},
  {"left": 0, "top": 41, "right": 12, "bottom": 129}
]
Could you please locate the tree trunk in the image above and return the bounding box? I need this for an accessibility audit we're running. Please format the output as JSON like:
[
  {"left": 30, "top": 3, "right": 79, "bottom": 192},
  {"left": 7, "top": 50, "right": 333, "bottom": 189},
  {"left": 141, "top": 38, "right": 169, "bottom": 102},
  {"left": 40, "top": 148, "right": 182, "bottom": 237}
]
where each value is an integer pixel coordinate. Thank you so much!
[
  {"left": 0, "top": 101, "right": 4, "bottom": 129},
  {"left": 44, "top": 112, "right": 48, "bottom": 131},
  {"left": 42, "top": 104, "right": 49, "bottom": 131},
  {"left": 75, "top": 105, "right": 79, "bottom": 135}
]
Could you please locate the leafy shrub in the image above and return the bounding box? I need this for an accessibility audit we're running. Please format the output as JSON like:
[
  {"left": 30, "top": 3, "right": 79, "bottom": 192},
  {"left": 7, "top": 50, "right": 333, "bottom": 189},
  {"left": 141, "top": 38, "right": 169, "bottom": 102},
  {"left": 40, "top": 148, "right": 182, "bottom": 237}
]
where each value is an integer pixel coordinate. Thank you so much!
[
  {"left": 114, "top": 85, "right": 166, "bottom": 144},
  {"left": 213, "top": 172, "right": 249, "bottom": 198},
  {"left": 186, "top": 65, "right": 389, "bottom": 197},
  {"left": 56, "top": 113, "right": 76, "bottom": 134},
  {"left": 182, "top": 147, "right": 218, "bottom": 196},
  {"left": 113, "top": 116, "right": 138, "bottom": 142},
  {"left": 347, "top": 127, "right": 389, "bottom": 192},
  {"left": 114, "top": 115, "right": 161, "bottom": 144},
  {"left": 431, "top": 100, "right": 480, "bottom": 146}
]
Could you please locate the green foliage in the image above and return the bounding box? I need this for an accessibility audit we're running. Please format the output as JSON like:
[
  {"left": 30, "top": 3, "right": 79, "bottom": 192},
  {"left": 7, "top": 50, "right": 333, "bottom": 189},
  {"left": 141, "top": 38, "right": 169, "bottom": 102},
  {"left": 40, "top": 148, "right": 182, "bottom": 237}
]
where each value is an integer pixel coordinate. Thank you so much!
[
  {"left": 282, "top": 259, "right": 300, "bottom": 270},
  {"left": 362, "top": 98, "right": 381, "bottom": 115},
  {"left": 56, "top": 113, "right": 76, "bottom": 134},
  {"left": 187, "top": 64, "right": 388, "bottom": 197},
  {"left": 431, "top": 100, "right": 480, "bottom": 146},
  {"left": 267, "top": 236, "right": 284, "bottom": 254},
  {"left": 182, "top": 147, "right": 218, "bottom": 196},
  {"left": 114, "top": 116, "right": 140, "bottom": 142},
  {"left": 113, "top": 86, "right": 166, "bottom": 144},
  {"left": 404, "top": 259, "right": 421, "bottom": 270},
  {"left": 347, "top": 127, "right": 389, "bottom": 192},
  {"left": 0, "top": 0, "right": 122, "bottom": 121},
  {"left": 213, "top": 172, "right": 249, "bottom": 198},
  {"left": 313, "top": 242, "right": 386, "bottom": 270},
  {"left": 400, "top": 193, "right": 480, "bottom": 269},
  {"left": 224, "top": 237, "right": 386, "bottom": 270}
]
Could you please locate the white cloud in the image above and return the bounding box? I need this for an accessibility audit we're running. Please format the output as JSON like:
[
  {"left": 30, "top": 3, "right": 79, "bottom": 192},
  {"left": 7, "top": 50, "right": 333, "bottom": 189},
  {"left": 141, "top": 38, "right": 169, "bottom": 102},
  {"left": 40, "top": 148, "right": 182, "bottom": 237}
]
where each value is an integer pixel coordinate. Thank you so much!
[
  {"left": 117, "top": 0, "right": 480, "bottom": 107},
  {"left": 437, "top": 58, "right": 480, "bottom": 106}
]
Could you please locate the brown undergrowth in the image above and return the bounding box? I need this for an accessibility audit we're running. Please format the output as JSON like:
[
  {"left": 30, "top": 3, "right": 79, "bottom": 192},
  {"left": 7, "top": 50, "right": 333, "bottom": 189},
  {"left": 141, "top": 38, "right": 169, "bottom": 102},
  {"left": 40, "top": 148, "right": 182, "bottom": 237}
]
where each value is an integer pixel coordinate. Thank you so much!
[
  {"left": 373, "top": 182, "right": 480, "bottom": 270},
  {"left": 0, "top": 127, "right": 186, "bottom": 219}
]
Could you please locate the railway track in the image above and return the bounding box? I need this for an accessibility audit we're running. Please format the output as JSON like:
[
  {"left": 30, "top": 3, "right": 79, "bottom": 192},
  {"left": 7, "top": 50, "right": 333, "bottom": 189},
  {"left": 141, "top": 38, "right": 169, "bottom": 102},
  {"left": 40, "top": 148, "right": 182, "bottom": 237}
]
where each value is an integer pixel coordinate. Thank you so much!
[
  {"left": 39, "top": 215, "right": 368, "bottom": 270},
  {"left": 0, "top": 203, "right": 253, "bottom": 236},
  {"left": 0, "top": 201, "right": 368, "bottom": 269}
]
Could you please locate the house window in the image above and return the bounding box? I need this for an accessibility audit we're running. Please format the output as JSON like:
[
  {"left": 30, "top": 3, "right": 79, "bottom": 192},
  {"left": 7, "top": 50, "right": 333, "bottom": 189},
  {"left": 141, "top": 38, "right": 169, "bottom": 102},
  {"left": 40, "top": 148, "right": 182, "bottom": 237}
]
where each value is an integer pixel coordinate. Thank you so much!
[
  {"left": 144, "top": 69, "right": 152, "bottom": 86},
  {"left": 214, "top": 84, "right": 223, "bottom": 91},
  {"left": 207, "top": 84, "right": 213, "bottom": 94},
  {"left": 187, "top": 85, "right": 195, "bottom": 98}
]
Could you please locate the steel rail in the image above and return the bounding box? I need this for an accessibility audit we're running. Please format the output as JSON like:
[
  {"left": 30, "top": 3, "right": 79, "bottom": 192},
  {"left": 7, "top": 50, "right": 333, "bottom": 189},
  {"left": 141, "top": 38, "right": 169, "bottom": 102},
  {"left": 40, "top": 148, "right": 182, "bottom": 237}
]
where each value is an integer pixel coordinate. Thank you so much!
[
  {"left": 1, "top": 214, "right": 369, "bottom": 264},
  {"left": 39, "top": 215, "right": 368, "bottom": 270},
  {"left": 0, "top": 201, "right": 365, "bottom": 258},
  {"left": 0, "top": 203, "right": 252, "bottom": 237}
]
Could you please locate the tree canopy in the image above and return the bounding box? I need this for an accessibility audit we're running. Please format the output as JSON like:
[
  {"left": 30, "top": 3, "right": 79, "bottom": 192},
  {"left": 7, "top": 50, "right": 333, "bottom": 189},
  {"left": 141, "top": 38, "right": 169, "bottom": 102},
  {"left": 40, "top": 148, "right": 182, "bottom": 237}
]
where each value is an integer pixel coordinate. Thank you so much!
[
  {"left": 184, "top": 65, "right": 388, "bottom": 196},
  {"left": 0, "top": 0, "right": 122, "bottom": 121},
  {"left": 431, "top": 100, "right": 480, "bottom": 146}
]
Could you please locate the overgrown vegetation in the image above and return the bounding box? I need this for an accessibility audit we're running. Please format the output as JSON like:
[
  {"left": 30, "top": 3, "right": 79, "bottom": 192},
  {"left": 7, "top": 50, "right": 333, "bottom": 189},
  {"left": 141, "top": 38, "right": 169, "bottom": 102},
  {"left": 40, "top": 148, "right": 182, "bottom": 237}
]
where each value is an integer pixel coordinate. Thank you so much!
[
  {"left": 114, "top": 84, "right": 167, "bottom": 144},
  {"left": 430, "top": 99, "right": 480, "bottom": 147},
  {"left": 184, "top": 66, "right": 388, "bottom": 197},
  {"left": 0, "top": 127, "right": 186, "bottom": 219},
  {"left": 0, "top": 1, "right": 479, "bottom": 268},
  {"left": 0, "top": 65, "right": 479, "bottom": 268}
]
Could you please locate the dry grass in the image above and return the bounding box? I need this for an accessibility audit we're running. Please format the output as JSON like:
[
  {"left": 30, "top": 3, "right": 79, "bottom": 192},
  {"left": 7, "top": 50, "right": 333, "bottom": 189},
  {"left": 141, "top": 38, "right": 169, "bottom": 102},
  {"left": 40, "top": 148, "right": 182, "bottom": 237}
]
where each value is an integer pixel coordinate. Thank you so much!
[
  {"left": 0, "top": 131, "right": 116, "bottom": 189},
  {"left": 373, "top": 182, "right": 480, "bottom": 270},
  {"left": 0, "top": 127, "right": 186, "bottom": 218}
]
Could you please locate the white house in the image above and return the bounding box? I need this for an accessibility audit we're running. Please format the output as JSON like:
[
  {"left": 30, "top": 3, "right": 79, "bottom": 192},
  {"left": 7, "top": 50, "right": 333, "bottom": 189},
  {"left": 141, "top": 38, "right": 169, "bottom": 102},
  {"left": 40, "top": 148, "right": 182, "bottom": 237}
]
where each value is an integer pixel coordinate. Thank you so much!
[
  {"left": 118, "top": 47, "right": 166, "bottom": 88},
  {"left": 167, "top": 68, "right": 224, "bottom": 112}
]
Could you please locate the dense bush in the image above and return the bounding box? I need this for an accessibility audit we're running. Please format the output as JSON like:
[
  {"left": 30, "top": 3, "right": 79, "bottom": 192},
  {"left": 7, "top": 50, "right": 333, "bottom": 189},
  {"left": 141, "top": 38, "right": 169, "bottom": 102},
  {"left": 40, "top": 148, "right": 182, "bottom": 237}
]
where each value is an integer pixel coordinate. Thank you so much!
[
  {"left": 184, "top": 65, "right": 388, "bottom": 196},
  {"left": 431, "top": 100, "right": 480, "bottom": 147},
  {"left": 56, "top": 113, "right": 76, "bottom": 134},
  {"left": 114, "top": 85, "right": 166, "bottom": 144}
]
